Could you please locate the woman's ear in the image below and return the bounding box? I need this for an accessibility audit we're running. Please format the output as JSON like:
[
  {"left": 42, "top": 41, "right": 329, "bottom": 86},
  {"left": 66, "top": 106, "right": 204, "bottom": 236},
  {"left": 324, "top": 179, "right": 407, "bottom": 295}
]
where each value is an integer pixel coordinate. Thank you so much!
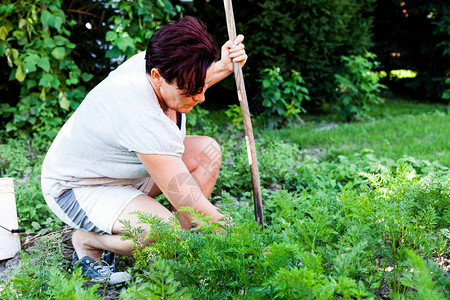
[{"left": 151, "top": 68, "right": 162, "bottom": 88}]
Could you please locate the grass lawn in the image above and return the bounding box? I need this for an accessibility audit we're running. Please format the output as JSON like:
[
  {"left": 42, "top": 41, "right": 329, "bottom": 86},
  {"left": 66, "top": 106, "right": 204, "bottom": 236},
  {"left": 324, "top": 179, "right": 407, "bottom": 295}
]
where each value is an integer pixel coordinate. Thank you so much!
[{"left": 266, "top": 98, "right": 449, "bottom": 166}]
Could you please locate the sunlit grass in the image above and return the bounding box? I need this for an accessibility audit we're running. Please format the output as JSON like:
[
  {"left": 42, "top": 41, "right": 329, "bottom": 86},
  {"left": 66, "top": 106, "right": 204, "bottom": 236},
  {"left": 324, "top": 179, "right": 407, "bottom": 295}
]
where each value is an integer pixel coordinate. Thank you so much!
[
  {"left": 267, "top": 99, "right": 449, "bottom": 166},
  {"left": 390, "top": 69, "right": 418, "bottom": 78}
]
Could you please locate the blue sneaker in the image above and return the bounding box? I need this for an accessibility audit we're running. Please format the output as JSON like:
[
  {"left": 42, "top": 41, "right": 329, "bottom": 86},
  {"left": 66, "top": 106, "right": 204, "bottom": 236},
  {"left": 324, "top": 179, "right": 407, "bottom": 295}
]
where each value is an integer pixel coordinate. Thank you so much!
[
  {"left": 72, "top": 252, "right": 131, "bottom": 284},
  {"left": 101, "top": 251, "right": 116, "bottom": 272}
]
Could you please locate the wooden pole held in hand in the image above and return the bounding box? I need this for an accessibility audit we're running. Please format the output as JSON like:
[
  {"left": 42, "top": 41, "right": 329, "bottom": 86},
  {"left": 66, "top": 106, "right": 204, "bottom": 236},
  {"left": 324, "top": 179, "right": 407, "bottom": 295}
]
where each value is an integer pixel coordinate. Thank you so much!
[{"left": 223, "top": 0, "right": 264, "bottom": 229}]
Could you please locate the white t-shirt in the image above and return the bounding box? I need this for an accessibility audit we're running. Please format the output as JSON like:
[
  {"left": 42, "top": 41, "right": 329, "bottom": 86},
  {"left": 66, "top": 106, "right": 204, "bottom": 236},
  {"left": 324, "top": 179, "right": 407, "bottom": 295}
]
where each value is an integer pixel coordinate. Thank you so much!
[{"left": 41, "top": 52, "right": 186, "bottom": 199}]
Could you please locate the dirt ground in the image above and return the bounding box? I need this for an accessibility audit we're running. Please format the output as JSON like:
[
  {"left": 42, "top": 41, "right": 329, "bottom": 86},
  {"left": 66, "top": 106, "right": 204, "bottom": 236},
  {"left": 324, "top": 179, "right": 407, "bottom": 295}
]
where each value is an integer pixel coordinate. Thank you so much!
[{"left": 1, "top": 228, "right": 449, "bottom": 299}]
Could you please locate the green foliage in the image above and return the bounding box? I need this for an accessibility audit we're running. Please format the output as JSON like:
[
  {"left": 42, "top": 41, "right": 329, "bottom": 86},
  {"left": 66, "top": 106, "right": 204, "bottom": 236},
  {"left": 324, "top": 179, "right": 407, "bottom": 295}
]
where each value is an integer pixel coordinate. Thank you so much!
[
  {"left": 224, "top": 104, "right": 244, "bottom": 127},
  {"left": 260, "top": 67, "right": 310, "bottom": 128},
  {"left": 104, "top": 0, "right": 182, "bottom": 60},
  {"left": 0, "top": 0, "right": 86, "bottom": 142},
  {"left": 0, "top": 233, "right": 101, "bottom": 299},
  {"left": 267, "top": 267, "right": 369, "bottom": 299},
  {"left": 120, "top": 260, "right": 191, "bottom": 300},
  {"left": 2, "top": 101, "right": 449, "bottom": 298},
  {"left": 393, "top": 249, "right": 449, "bottom": 299},
  {"left": 0, "top": 139, "right": 61, "bottom": 232},
  {"left": 190, "top": 0, "right": 375, "bottom": 111},
  {"left": 0, "top": 0, "right": 182, "bottom": 147},
  {"left": 185, "top": 105, "right": 219, "bottom": 137},
  {"left": 442, "top": 77, "right": 450, "bottom": 99},
  {"left": 335, "top": 52, "right": 387, "bottom": 121},
  {"left": 118, "top": 147, "right": 449, "bottom": 298}
]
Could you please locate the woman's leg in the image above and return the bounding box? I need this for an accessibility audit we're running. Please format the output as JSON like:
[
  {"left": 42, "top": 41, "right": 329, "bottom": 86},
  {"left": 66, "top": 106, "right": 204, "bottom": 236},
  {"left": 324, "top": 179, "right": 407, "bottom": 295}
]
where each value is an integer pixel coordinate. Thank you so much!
[
  {"left": 146, "top": 135, "right": 222, "bottom": 227},
  {"left": 72, "top": 135, "right": 222, "bottom": 260},
  {"left": 72, "top": 194, "right": 173, "bottom": 261}
]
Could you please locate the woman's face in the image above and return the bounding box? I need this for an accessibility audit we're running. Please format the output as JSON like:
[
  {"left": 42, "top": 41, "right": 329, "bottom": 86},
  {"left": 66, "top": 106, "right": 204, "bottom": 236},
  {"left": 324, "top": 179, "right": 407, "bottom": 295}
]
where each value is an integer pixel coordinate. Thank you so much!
[{"left": 157, "top": 63, "right": 215, "bottom": 114}]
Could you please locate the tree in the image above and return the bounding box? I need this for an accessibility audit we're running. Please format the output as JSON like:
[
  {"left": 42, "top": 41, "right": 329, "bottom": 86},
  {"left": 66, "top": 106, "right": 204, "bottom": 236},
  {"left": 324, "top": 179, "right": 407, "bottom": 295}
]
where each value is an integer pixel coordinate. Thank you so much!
[{"left": 372, "top": 0, "right": 450, "bottom": 100}]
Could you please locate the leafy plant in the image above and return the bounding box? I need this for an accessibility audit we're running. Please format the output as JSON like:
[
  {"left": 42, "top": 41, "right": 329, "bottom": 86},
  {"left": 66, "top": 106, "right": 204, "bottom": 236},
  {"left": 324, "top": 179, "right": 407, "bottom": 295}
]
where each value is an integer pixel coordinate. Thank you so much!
[
  {"left": 104, "top": 0, "right": 183, "bottom": 60},
  {"left": 334, "top": 52, "right": 387, "bottom": 121},
  {"left": 189, "top": 0, "right": 376, "bottom": 114},
  {"left": 120, "top": 259, "right": 192, "bottom": 300},
  {"left": 2, "top": 100, "right": 449, "bottom": 299},
  {"left": 259, "top": 67, "right": 310, "bottom": 128},
  {"left": 0, "top": 233, "right": 101, "bottom": 299},
  {"left": 442, "top": 77, "right": 450, "bottom": 99},
  {"left": 0, "top": 138, "right": 61, "bottom": 232},
  {"left": 0, "top": 0, "right": 182, "bottom": 148},
  {"left": 0, "top": 0, "right": 89, "bottom": 142},
  {"left": 392, "top": 249, "right": 449, "bottom": 299},
  {"left": 224, "top": 104, "right": 245, "bottom": 127}
]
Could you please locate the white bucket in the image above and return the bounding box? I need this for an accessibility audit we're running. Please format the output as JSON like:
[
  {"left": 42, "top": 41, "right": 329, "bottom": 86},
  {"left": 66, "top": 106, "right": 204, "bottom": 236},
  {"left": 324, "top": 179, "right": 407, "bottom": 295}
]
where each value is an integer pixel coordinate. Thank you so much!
[{"left": 0, "top": 178, "right": 21, "bottom": 260}]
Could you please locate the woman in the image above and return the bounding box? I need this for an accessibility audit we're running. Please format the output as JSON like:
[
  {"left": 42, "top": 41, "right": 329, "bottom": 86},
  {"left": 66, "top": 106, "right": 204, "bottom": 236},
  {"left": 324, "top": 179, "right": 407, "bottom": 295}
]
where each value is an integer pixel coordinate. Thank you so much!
[{"left": 41, "top": 16, "right": 247, "bottom": 284}]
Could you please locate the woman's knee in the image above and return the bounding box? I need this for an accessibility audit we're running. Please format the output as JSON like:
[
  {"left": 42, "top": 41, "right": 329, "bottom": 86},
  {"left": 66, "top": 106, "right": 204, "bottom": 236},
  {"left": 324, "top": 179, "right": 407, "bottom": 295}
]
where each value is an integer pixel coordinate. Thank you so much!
[
  {"left": 184, "top": 136, "right": 222, "bottom": 171},
  {"left": 112, "top": 194, "right": 173, "bottom": 233}
]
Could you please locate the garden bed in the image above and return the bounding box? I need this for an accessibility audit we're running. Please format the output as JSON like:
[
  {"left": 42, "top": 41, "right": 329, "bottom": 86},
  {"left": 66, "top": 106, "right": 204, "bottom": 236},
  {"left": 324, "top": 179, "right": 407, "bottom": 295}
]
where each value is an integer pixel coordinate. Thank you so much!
[{"left": 1, "top": 101, "right": 449, "bottom": 299}]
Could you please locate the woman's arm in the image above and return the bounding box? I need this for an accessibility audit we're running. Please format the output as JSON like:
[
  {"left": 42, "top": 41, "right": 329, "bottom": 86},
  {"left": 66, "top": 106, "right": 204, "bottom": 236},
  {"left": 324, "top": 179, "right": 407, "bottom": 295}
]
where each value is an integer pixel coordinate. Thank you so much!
[
  {"left": 209, "top": 34, "right": 248, "bottom": 87},
  {"left": 136, "top": 152, "right": 224, "bottom": 226}
]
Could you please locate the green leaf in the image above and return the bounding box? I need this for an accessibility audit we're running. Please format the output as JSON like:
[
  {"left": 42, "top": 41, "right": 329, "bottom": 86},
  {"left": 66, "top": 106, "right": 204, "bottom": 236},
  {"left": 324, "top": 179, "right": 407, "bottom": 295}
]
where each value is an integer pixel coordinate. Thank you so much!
[
  {"left": 54, "top": 15, "right": 65, "bottom": 32},
  {"left": 51, "top": 47, "right": 66, "bottom": 60},
  {"left": 31, "top": 221, "right": 40, "bottom": 230},
  {"left": 39, "top": 88, "right": 46, "bottom": 100},
  {"left": 37, "top": 57, "right": 51, "bottom": 72},
  {"left": 58, "top": 91, "right": 70, "bottom": 111},
  {"left": 262, "top": 79, "right": 271, "bottom": 89},
  {"left": 39, "top": 73, "right": 60, "bottom": 89},
  {"left": 41, "top": 10, "right": 55, "bottom": 28},
  {"left": 106, "top": 31, "right": 118, "bottom": 42},
  {"left": 13, "top": 30, "right": 27, "bottom": 46},
  {"left": 27, "top": 79, "right": 37, "bottom": 89},
  {"left": 0, "top": 26, "right": 11, "bottom": 40},
  {"left": 43, "top": 37, "right": 56, "bottom": 49},
  {"left": 25, "top": 53, "right": 41, "bottom": 69},
  {"left": 7, "top": 48, "right": 19, "bottom": 66},
  {"left": 116, "top": 36, "right": 135, "bottom": 52},
  {"left": 66, "top": 42, "right": 76, "bottom": 49},
  {"left": 18, "top": 19, "right": 27, "bottom": 29},
  {"left": 53, "top": 35, "right": 67, "bottom": 46},
  {"left": 105, "top": 46, "right": 121, "bottom": 58},
  {"left": 0, "top": 42, "right": 6, "bottom": 56},
  {"left": 15, "top": 64, "right": 26, "bottom": 82},
  {"left": 81, "top": 72, "right": 94, "bottom": 82}
]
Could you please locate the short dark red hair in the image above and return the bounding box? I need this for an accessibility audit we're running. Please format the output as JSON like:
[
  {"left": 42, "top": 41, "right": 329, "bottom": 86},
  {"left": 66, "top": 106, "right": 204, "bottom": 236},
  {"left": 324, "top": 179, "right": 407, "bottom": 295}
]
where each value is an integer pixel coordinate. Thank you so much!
[{"left": 145, "top": 16, "right": 219, "bottom": 96}]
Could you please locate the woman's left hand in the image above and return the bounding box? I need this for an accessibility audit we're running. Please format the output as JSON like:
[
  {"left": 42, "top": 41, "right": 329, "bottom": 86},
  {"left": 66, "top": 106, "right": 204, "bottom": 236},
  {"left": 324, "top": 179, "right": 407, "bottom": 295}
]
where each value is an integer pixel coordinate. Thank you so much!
[{"left": 220, "top": 34, "right": 248, "bottom": 73}]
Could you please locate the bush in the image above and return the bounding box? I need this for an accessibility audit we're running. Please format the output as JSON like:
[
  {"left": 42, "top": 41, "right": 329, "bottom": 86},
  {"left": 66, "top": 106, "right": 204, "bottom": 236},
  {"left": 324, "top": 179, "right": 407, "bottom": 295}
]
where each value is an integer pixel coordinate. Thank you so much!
[
  {"left": 188, "top": 0, "right": 375, "bottom": 111},
  {"left": 259, "top": 67, "right": 310, "bottom": 128},
  {"left": 0, "top": 0, "right": 181, "bottom": 144},
  {"left": 334, "top": 52, "right": 387, "bottom": 120}
]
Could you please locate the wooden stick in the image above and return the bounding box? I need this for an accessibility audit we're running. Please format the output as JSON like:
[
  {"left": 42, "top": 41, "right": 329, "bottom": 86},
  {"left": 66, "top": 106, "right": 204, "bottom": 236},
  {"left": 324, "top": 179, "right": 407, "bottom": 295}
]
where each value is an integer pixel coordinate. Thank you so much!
[{"left": 223, "top": 0, "right": 264, "bottom": 229}]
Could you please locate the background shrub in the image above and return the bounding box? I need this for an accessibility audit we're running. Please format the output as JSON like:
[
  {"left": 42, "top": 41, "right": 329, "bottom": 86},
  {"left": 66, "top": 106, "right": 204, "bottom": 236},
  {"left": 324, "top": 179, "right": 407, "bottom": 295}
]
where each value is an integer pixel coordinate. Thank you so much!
[
  {"left": 187, "top": 0, "right": 376, "bottom": 113},
  {"left": 0, "top": 0, "right": 182, "bottom": 146},
  {"left": 334, "top": 52, "right": 387, "bottom": 120},
  {"left": 259, "top": 67, "right": 310, "bottom": 128}
]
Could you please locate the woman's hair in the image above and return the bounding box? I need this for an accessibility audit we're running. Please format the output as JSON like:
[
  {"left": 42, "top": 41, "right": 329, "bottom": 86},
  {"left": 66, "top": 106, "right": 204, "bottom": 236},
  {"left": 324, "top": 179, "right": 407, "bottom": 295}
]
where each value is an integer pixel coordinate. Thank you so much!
[{"left": 145, "top": 16, "right": 219, "bottom": 96}]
